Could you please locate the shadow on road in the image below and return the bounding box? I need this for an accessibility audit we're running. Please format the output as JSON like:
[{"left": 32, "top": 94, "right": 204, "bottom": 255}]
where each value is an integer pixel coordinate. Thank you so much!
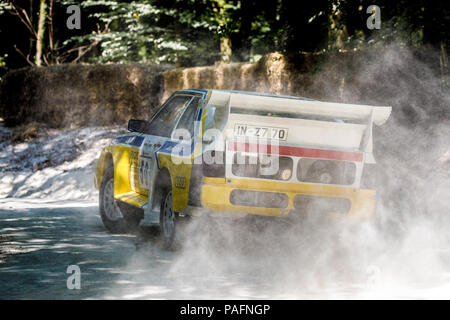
[
  {"left": 2, "top": 199, "right": 450, "bottom": 299},
  {"left": 0, "top": 200, "right": 139, "bottom": 299}
]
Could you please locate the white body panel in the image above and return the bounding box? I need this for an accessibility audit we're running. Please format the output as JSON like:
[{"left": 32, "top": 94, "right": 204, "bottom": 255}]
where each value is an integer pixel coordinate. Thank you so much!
[
  {"left": 206, "top": 90, "right": 392, "bottom": 162},
  {"left": 225, "top": 113, "right": 367, "bottom": 150}
]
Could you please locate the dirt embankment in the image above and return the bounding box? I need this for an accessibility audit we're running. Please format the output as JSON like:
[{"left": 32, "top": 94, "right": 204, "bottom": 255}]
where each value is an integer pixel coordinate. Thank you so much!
[
  {"left": 0, "top": 64, "right": 165, "bottom": 128},
  {"left": 164, "top": 48, "right": 447, "bottom": 125},
  {"left": 0, "top": 46, "right": 447, "bottom": 129}
]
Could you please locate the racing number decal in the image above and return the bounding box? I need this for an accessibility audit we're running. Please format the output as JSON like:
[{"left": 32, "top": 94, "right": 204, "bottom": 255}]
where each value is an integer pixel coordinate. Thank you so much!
[
  {"left": 139, "top": 157, "right": 152, "bottom": 189},
  {"left": 129, "top": 150, "right": 140, "bottom": 191}
]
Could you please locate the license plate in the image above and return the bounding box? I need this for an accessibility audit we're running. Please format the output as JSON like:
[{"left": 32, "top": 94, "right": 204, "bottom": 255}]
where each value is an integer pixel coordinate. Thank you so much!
[{"left": 234, "top": 124, "right": 288, "bottom": 141}]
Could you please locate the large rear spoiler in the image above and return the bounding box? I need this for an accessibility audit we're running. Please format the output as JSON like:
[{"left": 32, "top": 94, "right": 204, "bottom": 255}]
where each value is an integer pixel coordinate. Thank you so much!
[
  {"left": 226, "top": 93, "right": 391, "bottom": 126},
  {"left": 207, "top": 91, "right": 392, "bottom": 164}
]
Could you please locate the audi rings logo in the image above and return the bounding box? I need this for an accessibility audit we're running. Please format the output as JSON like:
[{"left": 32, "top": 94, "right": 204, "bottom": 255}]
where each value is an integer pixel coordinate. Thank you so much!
[{"left": 175, "top": 176, "right": 186, "bottom": 189}]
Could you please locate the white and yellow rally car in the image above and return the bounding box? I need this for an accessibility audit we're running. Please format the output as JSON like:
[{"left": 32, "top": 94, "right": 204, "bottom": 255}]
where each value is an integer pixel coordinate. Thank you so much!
[{"left": 94, "top": 89, "right": 391, "bottom": 248}]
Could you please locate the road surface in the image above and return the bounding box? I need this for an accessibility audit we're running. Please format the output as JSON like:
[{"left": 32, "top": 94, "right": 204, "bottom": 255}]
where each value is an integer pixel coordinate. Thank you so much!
[{"left": 1, "top": 198, "right": 450, "bottom": 299}]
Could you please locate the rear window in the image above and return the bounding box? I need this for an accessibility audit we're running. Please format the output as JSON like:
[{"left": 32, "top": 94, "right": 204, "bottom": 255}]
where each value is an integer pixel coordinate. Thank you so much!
[{"left": 205, "top": 105, "right": 228, "bottom": 132}]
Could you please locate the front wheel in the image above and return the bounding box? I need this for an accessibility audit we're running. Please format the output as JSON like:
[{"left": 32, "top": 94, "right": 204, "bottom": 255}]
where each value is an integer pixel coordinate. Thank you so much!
[
  {"left": 99, "top": 165, "right": 141, "bottom": 233},
  {"left": 160, "top": 189, "right": 177, "bottom": 249}
]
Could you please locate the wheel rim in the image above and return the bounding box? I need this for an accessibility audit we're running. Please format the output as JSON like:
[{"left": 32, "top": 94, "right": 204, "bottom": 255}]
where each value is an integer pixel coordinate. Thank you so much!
[
  {"left": 103, "top": 179, "right": 123, "bottom": 221},
  {"left": 162, "top": 191, "right": 175, "bottom": 238}
]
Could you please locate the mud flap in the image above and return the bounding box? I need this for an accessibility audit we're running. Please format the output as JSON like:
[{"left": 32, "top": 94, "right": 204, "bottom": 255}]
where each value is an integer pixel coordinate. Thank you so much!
[{"left": 140, "top": 205, "right": 160, "bottom": 226}]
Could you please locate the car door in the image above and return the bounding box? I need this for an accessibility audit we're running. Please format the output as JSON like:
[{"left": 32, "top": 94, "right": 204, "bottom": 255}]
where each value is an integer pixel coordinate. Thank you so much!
[
  {"left": 134, "top": 94, "right": 194, "bottom": 198},
  {"left": 167, "top": 95, "right": 203, "bottom": 211}
]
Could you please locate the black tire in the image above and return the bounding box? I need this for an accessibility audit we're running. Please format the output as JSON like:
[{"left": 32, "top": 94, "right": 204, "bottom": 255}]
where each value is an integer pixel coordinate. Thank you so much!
[
  {"left": 99, "top": 164, "right": 142, "bottom": 233},
  {"left": 159, "top": 185, "right": 178, "bottom": 250}
]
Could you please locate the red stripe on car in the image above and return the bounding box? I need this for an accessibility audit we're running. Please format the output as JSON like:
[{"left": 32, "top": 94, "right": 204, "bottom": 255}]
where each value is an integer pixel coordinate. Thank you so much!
[{"left": 228, "top": 142, "right": 363, "bottom": 162}]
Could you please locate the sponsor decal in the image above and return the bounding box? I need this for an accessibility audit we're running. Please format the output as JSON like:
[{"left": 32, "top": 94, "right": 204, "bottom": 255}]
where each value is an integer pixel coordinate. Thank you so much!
[{"left": 175, "top": 176, "right": 187, "bottom": 189}]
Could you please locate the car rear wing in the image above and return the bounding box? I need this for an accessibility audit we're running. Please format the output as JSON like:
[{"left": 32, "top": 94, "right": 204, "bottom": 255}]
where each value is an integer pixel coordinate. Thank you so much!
[
  {"left": 224, "top": 92, "right": 391, "bottom": 126},
  {"left": 206, "top": 91, "right": 392, "bottom": 163}
]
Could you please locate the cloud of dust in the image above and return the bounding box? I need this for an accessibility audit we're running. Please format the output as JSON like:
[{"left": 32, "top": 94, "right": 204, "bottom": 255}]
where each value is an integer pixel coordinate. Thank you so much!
[{"left": 106, "top": 42, "right": 449, "bottom": 299}]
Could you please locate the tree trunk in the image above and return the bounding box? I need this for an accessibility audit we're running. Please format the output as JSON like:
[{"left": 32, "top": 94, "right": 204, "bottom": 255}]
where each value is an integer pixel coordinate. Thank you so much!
[
  {"left": 35, "top": 0, "right": 47, "bottom": 67},
  {"left": 29, "top": 0, "right": 34, "bottom": 58},
  {"left": 328, "top": 1, "right": 348, "bottom": 50},
  {"left": 220, "top": 37, "right": 232, "bottom": 63},
  {"left": 48, "top": 0, "right": 54, "bottom": 54}
]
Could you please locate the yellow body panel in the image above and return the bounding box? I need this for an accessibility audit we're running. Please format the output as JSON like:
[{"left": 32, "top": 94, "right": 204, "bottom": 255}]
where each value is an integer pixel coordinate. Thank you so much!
[
  {"left": 157, "top": 153, "right": 193, "bottom": 212},
  {"left": 96, "top": 144, "right": 376, "bottom": 219},
  {"left": 201, "top": 177, "right": 376, "bottom": 219},
  {"left": 112, "top": 145, "right": 136, "bottom": 196},
  {"left": 94, "top": 144, "right": 149, "bottom": 206},
  {"left": 115, "top": 191, "right": 148, "bottom": 208},
  {"left": 95, "top": 142, "right": 193, "bottom": 212},
  {"left": 94, "top": 146, "right": 114, "bottom": 189}
]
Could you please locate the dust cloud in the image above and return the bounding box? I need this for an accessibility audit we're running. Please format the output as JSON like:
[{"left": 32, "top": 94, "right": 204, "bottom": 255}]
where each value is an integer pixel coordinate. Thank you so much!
[{"left": 104, "top": 43, "right": 449, "bottom": 299}]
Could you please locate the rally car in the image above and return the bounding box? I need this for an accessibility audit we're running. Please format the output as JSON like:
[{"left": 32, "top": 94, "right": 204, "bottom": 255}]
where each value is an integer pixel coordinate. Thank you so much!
[{"left": 94, "top": 89, "right": 391, "bottom": 248}]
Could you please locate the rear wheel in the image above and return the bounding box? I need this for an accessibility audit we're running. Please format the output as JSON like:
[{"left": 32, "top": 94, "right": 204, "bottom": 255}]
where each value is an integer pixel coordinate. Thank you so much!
[
  {"left": 99, "top": 164, "right": 141, "bottom": 233},
  {"left": 160, "top": 189, "right": 177, "bottom": 249}
]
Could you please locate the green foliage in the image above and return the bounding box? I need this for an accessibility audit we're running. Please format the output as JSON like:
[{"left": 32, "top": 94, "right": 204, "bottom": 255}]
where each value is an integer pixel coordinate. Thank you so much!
[
  {"left": 0, "top": 1, "right": 12, "bottom": 14},
  {"left": 61, "top": 0, "right": 222, "bottom": 65},
  {"left": 0, "top": 0, "right": 448, "bottom": 69},
  {"left": 0, "top": 55, "right": 6, "bottom": 70}
]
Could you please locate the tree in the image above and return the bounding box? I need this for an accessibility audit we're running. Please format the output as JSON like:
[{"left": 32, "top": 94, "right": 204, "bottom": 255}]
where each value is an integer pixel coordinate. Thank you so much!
[
  {"left": 60, "top": 0, "right": 223, "bottom": 66},
  {"left": 35, "top": 0, "right": 46, "bottom": 66},
  {"left": 0, "top": 0, "right": 43, "bottom": 65},
  {"left": 209, "top": 0, "right": 240, "bottom": 62},
  {"left": 0, "top": 0, "right": 108, "bottom": 66},
  {"left": 1, "top": 0, "right": 448, "bottom": 70}
]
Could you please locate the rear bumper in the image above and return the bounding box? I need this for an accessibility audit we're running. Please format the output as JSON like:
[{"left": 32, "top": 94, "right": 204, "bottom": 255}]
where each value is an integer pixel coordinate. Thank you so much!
[{"left": 200, "top": 177, "right": 376, "bottom": 219}]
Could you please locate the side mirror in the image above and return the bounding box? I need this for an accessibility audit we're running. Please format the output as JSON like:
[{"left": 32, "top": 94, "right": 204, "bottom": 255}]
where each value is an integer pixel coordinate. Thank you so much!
[{"left": 128, "top": 119, "right": 149, "bottom": 133}]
